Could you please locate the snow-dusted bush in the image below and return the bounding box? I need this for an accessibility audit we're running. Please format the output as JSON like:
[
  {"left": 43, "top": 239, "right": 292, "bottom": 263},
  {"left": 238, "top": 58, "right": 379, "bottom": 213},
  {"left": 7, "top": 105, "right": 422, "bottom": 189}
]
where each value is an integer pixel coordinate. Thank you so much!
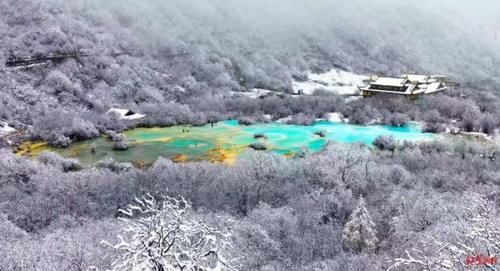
[
  {"left": 95, "top": 157, "right": 134, "bottom": 173},
  {"left": 105, "top": 130, "right": 124, "bottom": 142},
  {"left": 249, "top": 142, "right": 267, "bottom": 151},
  {"left": 388, "top": 194, "right": 500, "bottom": 271},
  {"left": 461, "top": 108, "right": 481, "bottom": 132},
  {"left": 113, "top": 140, "right": 129, "bottom": 151},
  {"left": 71, "top": 118, "right": 100, "bottom": 140},
  {"left": 139, "top": 103, "right": 200, "bottom": 127},
  {"left": 418, "top": 140, "right": 449, "bottom": 154},
  {"left": 422, "top": 109, "right": 446, "bottom": 133},
  {"left": 38, "top": 152, "right": 82, "bottom": 172},
  {"left": 43, "top": 70, "right": 80, "bottom": 96},
  {"left": 345, "top": 104, "right": 379, "bottom": 125},
  {"left": 480, "top": 113, "right": 497, "bottom": 135},
  {"left": 47, "top": 132, "right": 72, "bottom": 148},
  {"left": 237, "top": 116, "right": 257, "bottom": 125},
  {"left": 383, "top": 112, "right": 409, "bottom": 127},
  {"left": 287, "top": 113, "right": 315, "bottom": 126},
  {"left": 106, "top": 132, "right": 129, "bottom": 150},
  {"left": 32, "top": 111, "right": 99, "bottom": 146},
  {"left": 373, "top": 135, "right": 396, "bottom": 152}
]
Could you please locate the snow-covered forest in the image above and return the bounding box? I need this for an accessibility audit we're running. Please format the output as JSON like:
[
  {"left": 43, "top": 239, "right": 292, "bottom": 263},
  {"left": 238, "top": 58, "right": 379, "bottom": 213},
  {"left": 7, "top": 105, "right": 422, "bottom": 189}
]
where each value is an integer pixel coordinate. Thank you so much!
[{"left": 1, "top": 0, "right": 500, "bottom": 270}]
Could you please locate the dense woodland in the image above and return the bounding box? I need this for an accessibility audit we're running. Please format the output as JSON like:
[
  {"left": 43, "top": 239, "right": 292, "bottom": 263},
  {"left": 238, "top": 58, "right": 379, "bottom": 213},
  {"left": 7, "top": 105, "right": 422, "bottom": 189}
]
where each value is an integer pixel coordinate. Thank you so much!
[
  {"left": 1, "top": 0, "right": 500, "bottom": 270},
  {"left": 1, "top": 140, "right": 500, "bottom": 270}
]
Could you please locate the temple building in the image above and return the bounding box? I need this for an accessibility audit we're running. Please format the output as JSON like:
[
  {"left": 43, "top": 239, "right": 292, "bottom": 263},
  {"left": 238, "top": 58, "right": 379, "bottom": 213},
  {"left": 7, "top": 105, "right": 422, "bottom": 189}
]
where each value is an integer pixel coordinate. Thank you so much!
[{"left": 360, "top": 74, "right": 447, "bottom": 96}]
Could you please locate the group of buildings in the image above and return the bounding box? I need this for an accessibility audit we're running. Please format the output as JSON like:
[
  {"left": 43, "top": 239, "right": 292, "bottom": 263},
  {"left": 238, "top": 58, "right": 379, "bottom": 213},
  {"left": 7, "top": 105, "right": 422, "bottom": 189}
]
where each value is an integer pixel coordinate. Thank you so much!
[{"left": 359, "top": 74, "right": 448, "bottom": 97}]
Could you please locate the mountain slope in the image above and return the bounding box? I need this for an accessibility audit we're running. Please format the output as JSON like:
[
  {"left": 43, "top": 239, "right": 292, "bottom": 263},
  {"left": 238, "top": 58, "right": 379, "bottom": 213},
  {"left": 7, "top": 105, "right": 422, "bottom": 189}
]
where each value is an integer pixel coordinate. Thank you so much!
[{"left": 0, "top": 0, "right": 499, "bottom": 125}]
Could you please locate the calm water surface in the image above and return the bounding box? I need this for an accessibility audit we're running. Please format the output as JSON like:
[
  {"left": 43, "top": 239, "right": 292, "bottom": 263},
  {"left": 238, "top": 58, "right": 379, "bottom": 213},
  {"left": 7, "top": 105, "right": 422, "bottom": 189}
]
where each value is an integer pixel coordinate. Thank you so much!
[{"left": 19, "top": 120, "right": 433, "bottom": 165}]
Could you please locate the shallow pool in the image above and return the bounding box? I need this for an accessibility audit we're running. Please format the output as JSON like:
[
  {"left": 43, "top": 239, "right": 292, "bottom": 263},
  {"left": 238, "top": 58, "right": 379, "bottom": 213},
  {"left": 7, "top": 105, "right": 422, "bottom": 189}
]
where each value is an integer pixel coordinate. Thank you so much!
[{"left": 18, "top": 120, "right": 433, "bottom": 165}]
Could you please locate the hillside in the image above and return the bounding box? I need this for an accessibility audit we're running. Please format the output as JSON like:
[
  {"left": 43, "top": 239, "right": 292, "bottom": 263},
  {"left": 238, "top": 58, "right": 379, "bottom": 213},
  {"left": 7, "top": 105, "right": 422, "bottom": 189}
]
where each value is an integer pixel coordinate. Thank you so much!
[{"left": 1, "top": 0, "right": 499, "bottom": 127}]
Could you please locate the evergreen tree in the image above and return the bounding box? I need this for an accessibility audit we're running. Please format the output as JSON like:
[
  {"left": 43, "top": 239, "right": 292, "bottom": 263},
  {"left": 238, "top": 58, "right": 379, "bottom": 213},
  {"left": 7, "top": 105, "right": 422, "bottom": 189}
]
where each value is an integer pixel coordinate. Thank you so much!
[{"left": 342, "top": 196, "right": 378, "bottom": 254}]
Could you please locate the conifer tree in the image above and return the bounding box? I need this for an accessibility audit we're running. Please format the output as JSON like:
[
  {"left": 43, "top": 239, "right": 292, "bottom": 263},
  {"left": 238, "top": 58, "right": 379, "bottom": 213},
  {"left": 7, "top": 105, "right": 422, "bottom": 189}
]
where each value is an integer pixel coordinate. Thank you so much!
[{"left": 342, "top": 196, "right": 378, "bottom": 254}]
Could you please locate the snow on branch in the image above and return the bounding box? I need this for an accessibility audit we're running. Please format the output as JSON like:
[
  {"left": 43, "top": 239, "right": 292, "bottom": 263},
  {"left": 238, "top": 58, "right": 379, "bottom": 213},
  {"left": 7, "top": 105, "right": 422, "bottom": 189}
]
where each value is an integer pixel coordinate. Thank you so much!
[
  {"left": 387, "top": 193, "right": 500, "bottom": 271},
  {"left": 103, "top": 194, "right": 234, "bottom": 271}
]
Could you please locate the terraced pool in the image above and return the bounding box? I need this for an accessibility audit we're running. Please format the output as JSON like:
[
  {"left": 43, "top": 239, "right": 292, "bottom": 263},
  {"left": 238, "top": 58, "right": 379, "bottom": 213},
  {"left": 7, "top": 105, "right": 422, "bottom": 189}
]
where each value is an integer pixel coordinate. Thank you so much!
[{"left": 18, "top": 120, "right": 434, "bottom": 165}]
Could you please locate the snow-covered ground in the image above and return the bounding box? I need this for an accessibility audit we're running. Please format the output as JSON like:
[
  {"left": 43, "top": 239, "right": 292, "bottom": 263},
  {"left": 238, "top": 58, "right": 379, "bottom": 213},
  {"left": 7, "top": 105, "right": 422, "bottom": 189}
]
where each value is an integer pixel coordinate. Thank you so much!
[
  {"left": 228, "top": 69, "right": 368, "bottom": 98},
  {"left": 323, "top": 112, "right": 344, "bottom": 122},
  {"left": 278, "top": 112, "right": 346, "bottom": 124},
  {"left": 227, "top": 88, "right": 279, "bottom": 99},
  {"left": 240, "top": 88, "right": 273, "bottom": 98},
  {"left": 292, "top": 69, "right": 368, "bottom": 95}
]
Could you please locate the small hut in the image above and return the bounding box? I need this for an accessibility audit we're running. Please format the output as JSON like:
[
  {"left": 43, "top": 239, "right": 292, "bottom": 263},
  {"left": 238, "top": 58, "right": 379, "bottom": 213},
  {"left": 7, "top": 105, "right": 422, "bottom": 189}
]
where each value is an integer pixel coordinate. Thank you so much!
[{"left": 107, "top": 108, "right": 146, "bottom": 120}]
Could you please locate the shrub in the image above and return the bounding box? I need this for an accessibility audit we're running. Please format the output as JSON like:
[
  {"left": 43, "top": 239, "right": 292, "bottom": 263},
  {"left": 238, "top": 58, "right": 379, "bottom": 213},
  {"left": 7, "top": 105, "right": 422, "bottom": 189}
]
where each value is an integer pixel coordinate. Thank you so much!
[
  {"left": 287, "top": 113, "right": 315, "bottom": 126},
  {"left": 113, "top": 140, "right": 129, "bottom": 151},
  {"left": 254, "top": 133, "right": 267, "bottom": 139},
  {"left": 314, "top": 130, "right": 326, "bottom": 137},
  {"left": 32, "top": 112, "right": 99, "bottom": 145},
  {"left": 47, "top": 132, "right": 72, "bottom": 148},
  {"left": 480, "top": 114, "right": 497, "bottom": 135},
  {"left": 237, "top": 116, "right": 257, "bottom": 125},
  {"left": 105, "top": 131, "right": 125, "bottom": 142},
  {"left": 70, "top": 118, "right": 100, "bottom": 140},
  {"left": 95, "top": 157, "right": 133, "bottom": 173},
  {"left": 422, "top": 123, "right": 445, "bottom": 133},
  {"left": 38, "top": 152, "right": 82, "bottom": 172},
  {"left": 460, "top": 108, "right": 481, "bottom": 132},
  {"left": 346, "top": 105, "right": 379, "bottom": 125},
  {"left": 418, "top": 140, "right": 449, "bottom": 154},
  {"left": 107, "top": 131, "right": 129, "bottom": 150},
  {"left": 373, "top": 135, "right": 396, "bottom": 152},
  {"left": 0, "top": 137, "right": 9, "bottom": 148},
  {"left": 249, "top": 142, "right": 267, "bottom": 150},
  {"left": 385, "top": 112, "right": 409, "bottom": 127}
]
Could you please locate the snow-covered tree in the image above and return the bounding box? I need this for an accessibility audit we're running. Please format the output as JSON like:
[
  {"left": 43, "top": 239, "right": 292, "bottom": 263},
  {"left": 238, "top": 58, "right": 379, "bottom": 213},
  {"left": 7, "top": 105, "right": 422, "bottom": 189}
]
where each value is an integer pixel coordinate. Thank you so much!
[
  {"left": 388, "top": 194, "right": 500, "bottom": 270},
  {"left": 342, "top": 196, "right": 378, "bottom": 254},
  {"left": 104, "top": 194, "right": 234, "bottom": 271}
]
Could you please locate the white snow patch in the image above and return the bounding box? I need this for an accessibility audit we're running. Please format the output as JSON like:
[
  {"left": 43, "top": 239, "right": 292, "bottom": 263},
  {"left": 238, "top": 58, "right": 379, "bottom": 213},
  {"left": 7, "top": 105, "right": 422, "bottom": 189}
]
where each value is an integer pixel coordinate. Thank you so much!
[
  {"left": 292, "top": 69, "right": 368, "bottom": 95},
  {"left": 173, "top": 85, "right": 186, "bottom": 92},
  {"left": 244, "top": 88, "right": 272, "bottom": 98},
  {"left": 276, "top": 116, "right": 292, "bottom": 123},
  {"left": 324, "top": 112, "right": 344, "bottom": 122},
  {"left": 228, "top": 88, "right": 276, "bottom": 99},
  {"left": 228, "top": 69, "right": 368, "bottom": 98},
  {"left": 460, "top": 131, "right": 493, "bottom": 141}
]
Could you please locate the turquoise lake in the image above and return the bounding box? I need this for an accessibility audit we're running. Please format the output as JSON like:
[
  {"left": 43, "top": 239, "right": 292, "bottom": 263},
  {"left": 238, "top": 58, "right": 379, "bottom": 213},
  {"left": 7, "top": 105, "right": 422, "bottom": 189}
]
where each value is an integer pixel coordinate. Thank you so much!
[{"left": 19, "top": 120, "right": 434, "bottom": 165}]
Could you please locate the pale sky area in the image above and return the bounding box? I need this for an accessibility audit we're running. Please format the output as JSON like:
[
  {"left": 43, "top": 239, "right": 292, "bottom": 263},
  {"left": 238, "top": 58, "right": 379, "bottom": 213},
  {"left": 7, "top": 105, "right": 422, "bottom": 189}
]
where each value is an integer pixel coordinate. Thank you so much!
[{"left": 423, "top": 0, "right": 499, "bottom": 31}]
